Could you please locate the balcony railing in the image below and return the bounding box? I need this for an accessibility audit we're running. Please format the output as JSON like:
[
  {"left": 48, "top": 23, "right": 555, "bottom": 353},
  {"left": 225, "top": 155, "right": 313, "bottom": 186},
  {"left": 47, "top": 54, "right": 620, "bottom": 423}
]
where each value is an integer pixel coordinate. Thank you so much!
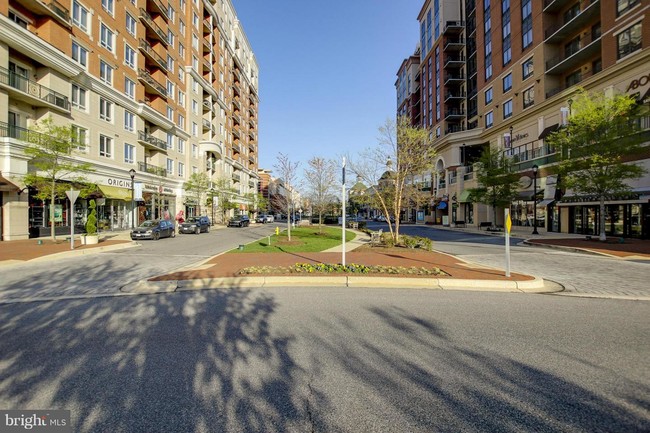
[
  {"left": 139, "top": 8, "right": 168, "bottom": 45},
  {"left": 202, "top": 99, "right": 213, "bottom": 112},
  {"left": 138, "top": 39, "right": 167, "bottom": 71},
  {"left": 443, "top": 21, "right": 465, "bottom": 33},
  {"left": 0, "top": 121, "right": 86, "bottom": 151},
  {"left": 503, "top": 140, "right": 558, "bottom": 171},
  {"left": 147, "top": 0, "right": 169, "bottom": 20},
  {"left": 137, "top": 130, "right": 168, "bottom": 151},
  {"left": 202, "top": 118, "right": 211, "bottom": 130},
  {"left": 0, "top": 67, "right": 70, "bottom": 111},
  {"left": 232, "top": 173, "right": 241, "bottom": 182},
  {"left": 138, "top": 161, "right": 168, "bottom": 177},
  {"left": 138, "top": 68, "right": 167, "bottom": 97}
]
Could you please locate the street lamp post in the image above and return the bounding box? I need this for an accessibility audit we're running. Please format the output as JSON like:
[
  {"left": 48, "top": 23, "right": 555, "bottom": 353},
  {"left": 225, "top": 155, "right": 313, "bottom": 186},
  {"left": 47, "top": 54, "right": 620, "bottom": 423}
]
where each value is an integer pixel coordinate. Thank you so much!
[
  {"left": 532, "top": 165, "right": 539, "bottom": 235},
  {"left": 129, "top": 168, "right": 136, "bottom": 229}
]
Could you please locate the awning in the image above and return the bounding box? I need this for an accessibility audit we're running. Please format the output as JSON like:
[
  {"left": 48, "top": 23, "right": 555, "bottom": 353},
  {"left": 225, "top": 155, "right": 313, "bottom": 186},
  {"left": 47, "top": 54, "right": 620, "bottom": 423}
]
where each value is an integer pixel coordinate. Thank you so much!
[
  {"left": 0, "top": 172, "right": 20, "bottom": 192},
  {"left": 538, "top": 123, "right": 559, "bottom": 140},
  {"left": 98, "top": 185, "right": 132, "bottom": 200},
  {"left": 458, "top": 190, "right": 473, "bottom": 203},
  {"left": 536, "top": 199, "right": 555, "bottom": 208}
]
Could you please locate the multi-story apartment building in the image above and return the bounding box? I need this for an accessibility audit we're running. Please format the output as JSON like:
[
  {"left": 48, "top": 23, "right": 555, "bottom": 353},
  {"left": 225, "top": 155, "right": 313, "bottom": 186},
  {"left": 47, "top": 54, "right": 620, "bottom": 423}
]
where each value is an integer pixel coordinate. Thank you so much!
[
  {"left": 0, "top": 0, "right": 258, "bottom": 240},
  {"left": 396, "top": 0, "right": 650, "bottom": 238}
]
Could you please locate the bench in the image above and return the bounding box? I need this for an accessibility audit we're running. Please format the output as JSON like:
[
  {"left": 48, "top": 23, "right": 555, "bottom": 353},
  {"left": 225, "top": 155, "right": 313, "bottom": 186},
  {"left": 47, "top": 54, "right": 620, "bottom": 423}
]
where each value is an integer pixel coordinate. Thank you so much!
[
  {"left": 454, "top": 220, "right": 466, "bottom": 228},
  {"left": 370, "top": 229, "right": 383, "bottom": 245},
  {"left": 479, "top": 222, "right": 492, "bottom": 230},
  {"left": 349, "top": 221, "right": 359, "bottom": 229}
]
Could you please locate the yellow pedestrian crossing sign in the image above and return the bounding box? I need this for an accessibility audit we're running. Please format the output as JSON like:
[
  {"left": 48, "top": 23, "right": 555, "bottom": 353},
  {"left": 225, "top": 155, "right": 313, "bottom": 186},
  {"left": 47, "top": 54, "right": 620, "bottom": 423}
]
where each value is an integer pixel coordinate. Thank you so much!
[{"left": 506, "top": 213, "right": 512, "bottom": 234}]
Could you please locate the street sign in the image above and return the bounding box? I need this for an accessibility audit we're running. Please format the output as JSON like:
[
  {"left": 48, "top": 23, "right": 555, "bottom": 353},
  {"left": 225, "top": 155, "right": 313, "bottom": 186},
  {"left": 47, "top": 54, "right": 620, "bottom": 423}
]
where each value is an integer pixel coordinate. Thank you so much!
[
  {"left": 505, "top": 213, "right": 512, "bottom": 234},
  {"left": 65, "top": 190, "right": 80, "bottom": 204}
]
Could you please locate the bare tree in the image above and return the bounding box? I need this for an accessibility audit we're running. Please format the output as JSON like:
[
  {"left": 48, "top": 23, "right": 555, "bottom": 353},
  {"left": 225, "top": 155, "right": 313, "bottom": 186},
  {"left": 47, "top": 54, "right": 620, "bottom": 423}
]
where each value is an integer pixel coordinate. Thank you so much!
[
  {"left": 304, "top": 157, "right": 337, "bottom": 233},
  {"left": 349, "top": 116, "right": 436, "bottom": 243},
  {"left": 274, "top": 153, "right": 300, "bottom": 241}
]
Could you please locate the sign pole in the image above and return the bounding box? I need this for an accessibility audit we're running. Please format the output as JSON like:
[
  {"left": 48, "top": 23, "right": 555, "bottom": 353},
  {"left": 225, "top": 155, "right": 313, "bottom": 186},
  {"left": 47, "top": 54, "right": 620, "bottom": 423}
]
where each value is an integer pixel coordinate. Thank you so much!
[
  {"left": 341, "top": 157, "right": 346, "bottom": 267},
  {"left": 505, "top": 208, "right": 512, "bottom": 277},
  {"left": 66, "top": 190, "right": 80, "bottom": 250}
]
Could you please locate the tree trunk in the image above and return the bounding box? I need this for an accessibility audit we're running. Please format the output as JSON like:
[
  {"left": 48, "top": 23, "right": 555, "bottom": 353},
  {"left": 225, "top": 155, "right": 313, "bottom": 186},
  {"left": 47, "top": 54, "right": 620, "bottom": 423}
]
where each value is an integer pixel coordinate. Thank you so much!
[
  {"left": 492, "top": 203, "right": 497, "bottom": 228},
  {"left": 599, "top": 196, "right": 607, "bottom": 242},
  {"left": 318, "top": 212, "right": 322, "bottom": 234},
  {"left": 286, "top": 201, "right": 291, "bottom": 241},
  {"left": 50, "top": 181, "right": 56, "bottom": 241}
]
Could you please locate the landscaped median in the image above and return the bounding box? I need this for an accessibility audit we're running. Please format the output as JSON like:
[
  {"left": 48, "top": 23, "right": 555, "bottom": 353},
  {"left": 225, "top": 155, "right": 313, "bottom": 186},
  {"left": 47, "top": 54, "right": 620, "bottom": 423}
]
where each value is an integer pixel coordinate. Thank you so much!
[{"left": 124, "top": 226, "right": 560, "bottom": 294}]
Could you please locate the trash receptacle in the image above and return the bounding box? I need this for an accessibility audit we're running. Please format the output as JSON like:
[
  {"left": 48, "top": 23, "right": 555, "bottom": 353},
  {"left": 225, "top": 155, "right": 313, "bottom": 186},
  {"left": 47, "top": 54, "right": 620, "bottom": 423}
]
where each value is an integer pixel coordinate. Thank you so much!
[{"left": 238, "top": 244, "right": 244, "bottom": 250}]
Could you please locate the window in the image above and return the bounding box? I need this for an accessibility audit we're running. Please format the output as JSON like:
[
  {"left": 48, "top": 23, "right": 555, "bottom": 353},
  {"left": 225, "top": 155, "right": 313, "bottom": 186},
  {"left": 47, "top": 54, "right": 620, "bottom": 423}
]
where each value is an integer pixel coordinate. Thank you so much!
[
  {"left": 126, "top": 13, "right": 136, "bottom": 36},
  {"left": 99, "top": 98, "right": 113, "bottom": 122},
  {"left": 71, "top": 125, "right": 87, "bottom": 150},
  {"left": 100, "top": 24, "right": 114, "bottom": 52},
  {"left": 192, "top": 78, "right": 198, "bottom": 93},
  {"left": 166, "top": 106, "right": 173, "bottom": 120},
  {"left": 71, "top": 84, "right": 87, "bottom": 110},
  {"left": 178, "top": 138, "right": 185, "bottom": 153},
  {"left": 124, "top": 111, "right": 135, "bottom": 132},
  {"left": 484, "top": 87, "right": 493, "bottom": 105},
  {"left": 125, "top": 78, "right": 136, "bottom": 99},
  {"left": 192, "top": 165, "right": 198, "bottom": 174},
  {"left": 178, "top": 91, "right": 185, "bottom": 107},
  {"left": 100, "top": 61, "right": 113, "bottom": 85},
  {"left": 523, "top": 87, "right": 534, "bottom": 108},
  {"left": 193, "top": 12, "right": 199, "bottom": 28},
  {"left": 522, "top": 57, "right": 533, "bottom": 80},
  {"left": 485, "top": 111, "right": 494, "bottom": 128},
  {"left": 617, "top": 0, "right": 640, "bottom": 16},
  {"left": 167, "top": 55, "right": 174, "bottom": 72},
  {"left": 101, "top": 0, "right": 113, "bottom": 14},
  {"left": 192, "top": 122, "right": 198, "bottom": 137},
  {"left": 192, "top": 143, "right": 198, "bottom": 157},
  {"left": 167, "top": 30, "right": 175, "bottom": 47},
  {"left": 72, "top": 1, "right": 88, "bottom": 32},
  {"left": 178, "top": 162, "right": 184, "bottom": 177},
  {"left": 99, "top": 134, "right": 113, "bottom": 157},
  {"left": 72, "top": 42, "right": 88, "bottom": 67},
  {"left": 192, "top": 99, "right": 198, "bottom": 114},
  {"left": 192, "top": 34, "right": 199, "bottom": 50},
  {"left": 8, "top": 10, "right": 29, "bottom": 28},
  {"left": 180, "top": 0, "right": 185, "bottom": 11},
  {"left": 565, "top": 70, "right": 582, "bottom": 88},
  {"left": 503, "top": 72, "right": 512, "bottom": 92},
  {"left": 166, "top": 133, "right": 174, "bottom": 149},
  {"left": 617, "top": 23, "right": 642, "bottom": 60},
  {"left": 168, "top": 5, "right": 175, "bottom": 22},
  {"left": 179, "top": 20, "right": 186, "bottom": 36},
  {"left": 166, "top": 80, "right": 174, "bottom": 99},
  {"left": 178, "top": 114, "right": 185, "bottom": 129},
  {"left": 192, "top": 56, "right": 199, "bottom": 71},
  {"left": 124, "top": 44, "right": 136, "bottom": 68},
  {"left": 124, "top": 143, "right": 135, "bottom": 164},
  {"left": 179, "top": 43, "right": 185, "bottom": 58},
  {"left": 166, "top": 158, "right": 174, "bottom": 175},
  {"left": 521, "top": 0, "right": 532, "bottom": 49},
  {"left": 503, "top": 99, "right": 513, "bottom": 119}
]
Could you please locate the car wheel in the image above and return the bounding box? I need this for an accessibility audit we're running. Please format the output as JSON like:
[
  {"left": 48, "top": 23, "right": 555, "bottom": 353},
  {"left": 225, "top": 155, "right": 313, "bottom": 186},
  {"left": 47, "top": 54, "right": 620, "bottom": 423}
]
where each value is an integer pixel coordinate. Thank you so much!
[
  {"left": 153, "top": 232, "right": 160, "bottom": 240},
  {"left": 171, "top": 230, "right": 176, "bottom": 238},
  {"left": 195, "top": 227, "right": 200, "bottom": 234},
  {"left": 206, "top": 226, "right": 210, "bottom": 233}
]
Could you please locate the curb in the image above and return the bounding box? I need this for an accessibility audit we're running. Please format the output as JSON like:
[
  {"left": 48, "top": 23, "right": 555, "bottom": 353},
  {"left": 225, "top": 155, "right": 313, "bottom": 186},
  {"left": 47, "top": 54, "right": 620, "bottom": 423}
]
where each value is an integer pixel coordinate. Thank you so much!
[
  {"left": 121, "top": 275, "right": 557, "bottom": 294},
  {"left": 27, "top": 241, "right": 140, "bottom": 263}
]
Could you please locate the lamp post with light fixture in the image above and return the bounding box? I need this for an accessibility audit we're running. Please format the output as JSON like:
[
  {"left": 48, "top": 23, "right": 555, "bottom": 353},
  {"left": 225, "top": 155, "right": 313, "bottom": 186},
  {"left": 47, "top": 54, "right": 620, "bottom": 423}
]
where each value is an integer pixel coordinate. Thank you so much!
[
  {"left": 129, "top": 168, "right": 136, "bottom": 229},
  {"left": 532, "top": 164, "right": 539, "bottom": 235}
]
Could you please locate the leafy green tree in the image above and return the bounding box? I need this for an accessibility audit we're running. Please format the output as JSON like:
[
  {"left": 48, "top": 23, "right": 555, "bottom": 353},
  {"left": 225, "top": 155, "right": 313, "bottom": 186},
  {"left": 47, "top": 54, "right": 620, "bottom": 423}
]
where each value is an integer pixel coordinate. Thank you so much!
[
  {"left": 184, "top": 172, "right": 210, "bottom": 216},
  {"left": 85, "top": 199, "right": 97, "bottom": 235},
  {"left": 22, "top": 117, "right": 94, "bottom": 240},
  {"left": 304, "top": 157, "right": 337, "bottom": 233},
  {"left": 547, "top": 90, "right": 647, "bottom": 241},
  {"left": 468, "top": 146, "right": 520, "bottom": 228},
  {"left": 350, "top": 116, "right": 436, "bottom": 243},
  {"left": 210, "top": 176, "right": 239, "bottom": 224}
]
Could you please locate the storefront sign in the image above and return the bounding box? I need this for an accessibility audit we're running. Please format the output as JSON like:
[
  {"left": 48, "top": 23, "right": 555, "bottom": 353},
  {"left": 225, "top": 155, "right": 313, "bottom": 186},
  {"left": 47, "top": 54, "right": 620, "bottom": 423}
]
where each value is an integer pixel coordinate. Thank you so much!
[
  {"left": 625, "top": 71, "right": 650, "bottom": 103},
  {"left": 511, "top": 132, "right": 529, "bottom": 144},
  {"left": 142, "top": 183, "right": 174, "bottom": 195},
  {"left": 107, "top": 178, "right": 133, "bottom": 188}
]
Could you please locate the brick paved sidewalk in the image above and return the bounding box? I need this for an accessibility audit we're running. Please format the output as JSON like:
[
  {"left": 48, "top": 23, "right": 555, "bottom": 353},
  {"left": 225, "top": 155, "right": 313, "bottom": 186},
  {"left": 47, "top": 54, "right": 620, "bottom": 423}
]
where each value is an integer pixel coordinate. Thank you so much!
[{"left": 0, "top": 237, "right": 130, "bottom": 263}]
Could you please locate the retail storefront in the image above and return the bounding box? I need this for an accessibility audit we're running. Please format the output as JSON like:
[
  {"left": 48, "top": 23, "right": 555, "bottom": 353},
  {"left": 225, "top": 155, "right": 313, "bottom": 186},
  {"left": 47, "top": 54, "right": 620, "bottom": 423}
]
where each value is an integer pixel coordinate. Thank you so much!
[
  {"left": 140, "top": 183, "right": 177, "bottom": 223},
  {"left": 559, "top": 197, "right": 649, "bottom": 239}
]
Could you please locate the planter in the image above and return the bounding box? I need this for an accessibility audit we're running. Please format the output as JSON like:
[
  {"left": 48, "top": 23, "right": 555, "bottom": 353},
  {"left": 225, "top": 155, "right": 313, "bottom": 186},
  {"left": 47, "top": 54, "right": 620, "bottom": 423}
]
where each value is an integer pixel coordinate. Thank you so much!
[
  {"left": 85, "top": 234, "right": 99, "bottom": 245},
  {"left": 80, "top": 235, "right": 86, "bottom": 245}
]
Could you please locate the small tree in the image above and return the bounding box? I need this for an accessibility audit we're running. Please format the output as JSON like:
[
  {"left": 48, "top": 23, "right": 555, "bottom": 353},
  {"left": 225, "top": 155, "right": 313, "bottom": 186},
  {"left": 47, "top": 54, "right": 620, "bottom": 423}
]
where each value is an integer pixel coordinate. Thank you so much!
[
  {"left": 547, "top": 89, "right": 648, "bottom": 241},
  {"left": 304, "top": 157, "right": 337, "bottom": 233},
  {"left": 22, "top": 117, "right": 94, "bottom": 240},
  {"left": 211, "top": 176, "right": 239, "bottom": 223},
  {"left": 274, "top": 153, "right": 300, "bottom": 241},
  {"left": 468, "top": 146, "right": 520, "bottom": 228},
  {"left": 85, "top": 199, "right": 97, "bottom": 235},
  {"left": 349, "top": 116, "right": 436, "bottom": 243},
  {"left": 184, "top": 172, "right": 210, "bottom": 215}
]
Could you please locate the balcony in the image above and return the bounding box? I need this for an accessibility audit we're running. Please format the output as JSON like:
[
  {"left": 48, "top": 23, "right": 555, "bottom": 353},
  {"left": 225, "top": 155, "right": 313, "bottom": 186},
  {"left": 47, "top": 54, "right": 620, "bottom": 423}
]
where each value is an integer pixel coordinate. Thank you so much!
[
  {"left": 444, "top": 91, "right": 466, "bottom": 102},
  {"left": 232, "top": 113, "right": 242, "bottom": 125},
  {"left": 504, "top": 141, "right": 558, "bottom": 172},
  {"left": 0, "top": 67, "right": 70, "bottom": 112},
  {"left": 248, "top": 130, "right": 256, "bottom": 141},
  {"left": 138, "top": 68, "right": 167, "bottom": 98},
  {"left": 443, "top": 21, "right": 465, "bottom": 34},
  {"left": 12, "top": 0, "right": 71, "bottom": 28},
  {"left": 444, "top": 73, "right": 465, "bottom": 86},
  {"left": 232, "top": 143, "right": 241, "bottom": 154},
  {"left": 202, "top": 118, "right": 212, "bottom": 131},
  {"left": 202, "top": 38, "right": 212, "bottom": 54},
  {"left": 232, "top": 98, "right": 241, "bottom": 111},
  {"left": 249, "top": 118, "right": 256, "bottom": 129},
  {"left": 444, "top": 55, "right": 465, "bottom": 69},
  {"left": 545, "top": 34, "right": 601, "bottom": 74},
  {"left": 139, "top": 9, "right": 168, "bottom": 46},
  {"left": 137, "top": 130, "right": 168, "bottom": 152},
  {"left": 146, "top": 0, "right": 169, "bottom": 21},
  {"left": 138, "top": 161, "right": 168, "bottom": 177},
  {"left": 248, "top": 141, "right": 256, "bottom": 151},
  {"left": 248, "top": 155, "right": 256, "bottom": 164},
  {"left": 202, "top": 99, "right": 213, "bottom": 112},
  {"left": 444, "top": 37, "right": 464, "bottom": 51},
  {"left": 444, "top": 109, "right": 466, "bottom": 120},
  {"left": 232, "top": 173, "right": 241, "bottom": 182},
  {"left": 203, "top": 18, "right": 211, "bottom": 35},
  {"left": 0, "top": 121, "right": 86, "bottom": 150},
  {"left": 544, "top": 0, "right": 600, "bottom": 42},
  {"left": 138, "top": 39, "right": 167, "bottom": 71},
  {"left": 200, "top": 140, "right": 223, "bottom": 156}
]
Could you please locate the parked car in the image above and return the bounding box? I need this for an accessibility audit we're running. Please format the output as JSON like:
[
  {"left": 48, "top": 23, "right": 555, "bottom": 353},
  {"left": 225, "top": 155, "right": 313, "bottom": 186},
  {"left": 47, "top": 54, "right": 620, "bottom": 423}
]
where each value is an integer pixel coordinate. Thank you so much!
[
  {"left": 130, "top": 220, "right": 176, "bottom": 240},
  {"left": 228, "top": 215, "right": 250, "bottom": 227},
  {"left": 256, "top": 214, "right": 268, "bottom": 224},
  {"left": 179, "top": 216, "right": 211, "bottom": 234},
  {"left": 265, "top": 215, "right": 275, "bottom": 223}
]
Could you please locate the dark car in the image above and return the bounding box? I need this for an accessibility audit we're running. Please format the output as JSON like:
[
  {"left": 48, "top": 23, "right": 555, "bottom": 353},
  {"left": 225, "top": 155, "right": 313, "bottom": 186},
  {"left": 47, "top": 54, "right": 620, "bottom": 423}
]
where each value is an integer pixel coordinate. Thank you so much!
[
  {"left": 228, "top": 215, "right": 250, "bottom": 227},
  {"left": 179, "top": 216, "right": 211, "bottom": 234},
  {"left": 130, "top": 220, "right": 176, "bottom": 240}
]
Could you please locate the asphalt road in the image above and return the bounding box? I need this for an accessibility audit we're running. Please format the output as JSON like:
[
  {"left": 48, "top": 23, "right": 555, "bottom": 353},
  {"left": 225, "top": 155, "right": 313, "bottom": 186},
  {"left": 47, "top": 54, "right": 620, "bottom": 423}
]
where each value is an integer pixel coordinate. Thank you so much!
[{"left": 0, "top": 288, "right": 648, "bottom": 432}]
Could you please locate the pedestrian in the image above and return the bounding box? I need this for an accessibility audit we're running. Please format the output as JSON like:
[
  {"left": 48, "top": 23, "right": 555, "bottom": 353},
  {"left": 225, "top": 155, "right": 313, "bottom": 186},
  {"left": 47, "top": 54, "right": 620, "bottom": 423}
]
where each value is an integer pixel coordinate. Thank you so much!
[{"left": 176, "top": 210, "right": 185, "bottom": 225}]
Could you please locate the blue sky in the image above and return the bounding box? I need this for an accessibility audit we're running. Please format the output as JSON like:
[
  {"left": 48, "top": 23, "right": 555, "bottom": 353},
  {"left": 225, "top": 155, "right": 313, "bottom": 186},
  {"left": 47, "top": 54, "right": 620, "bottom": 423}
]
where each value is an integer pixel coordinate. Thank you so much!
[{"left": 231, "top": 0, "right": 422, "bottom": 172}]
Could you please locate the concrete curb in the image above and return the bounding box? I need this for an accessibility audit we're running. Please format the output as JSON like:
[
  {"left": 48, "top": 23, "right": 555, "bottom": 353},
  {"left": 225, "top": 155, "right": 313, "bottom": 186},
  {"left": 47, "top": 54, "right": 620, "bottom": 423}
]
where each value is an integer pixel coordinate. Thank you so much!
[
  {"left": 27, "top": 241, "right": 140, "bottom": 263},
  {"left": 122, "top": 275, "right": 556, "bottom": 294}
]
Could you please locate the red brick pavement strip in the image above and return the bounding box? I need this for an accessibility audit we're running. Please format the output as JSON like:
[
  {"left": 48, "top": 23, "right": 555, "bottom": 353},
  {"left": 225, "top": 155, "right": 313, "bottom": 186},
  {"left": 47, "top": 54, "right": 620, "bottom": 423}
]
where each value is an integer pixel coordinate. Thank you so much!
[
  {"left": 151, "top": 249, "right": 535, "bottom": 282},
  {"left": 0, "top": 239, "right": 130, "bottom": 262},
  {"left": 526, "top": 238, "right": 650, "bottom": 258}
]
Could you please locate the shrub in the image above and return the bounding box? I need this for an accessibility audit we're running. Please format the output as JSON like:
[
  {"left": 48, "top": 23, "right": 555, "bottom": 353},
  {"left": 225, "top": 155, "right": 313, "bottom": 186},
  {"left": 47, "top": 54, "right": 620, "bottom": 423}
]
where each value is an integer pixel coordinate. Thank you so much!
[
  {"left": 402, "top": 235, "right": 418, "bottom": 249},
  {"left": 86, "top": 199, "right": 97, "bottom": 235}
]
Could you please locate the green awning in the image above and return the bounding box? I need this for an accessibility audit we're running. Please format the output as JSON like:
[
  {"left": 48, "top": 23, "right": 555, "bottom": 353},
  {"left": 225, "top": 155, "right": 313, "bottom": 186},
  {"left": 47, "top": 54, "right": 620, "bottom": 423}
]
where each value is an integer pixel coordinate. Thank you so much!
[
  {"left": 458, "top": 190, "right": 473, "bottom": 203},
  {"left": 98, "top": 185, "right": 132, "bottom": 200}
]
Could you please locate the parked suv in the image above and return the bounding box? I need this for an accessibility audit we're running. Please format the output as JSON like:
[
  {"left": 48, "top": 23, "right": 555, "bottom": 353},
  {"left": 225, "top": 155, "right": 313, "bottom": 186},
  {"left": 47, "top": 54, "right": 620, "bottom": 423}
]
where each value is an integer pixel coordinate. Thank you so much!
[
  {"left": 130, "top": 220, "right": 176, "bottom": 240},
  {"left": 228, "top": 215, "right": 250, "bottom": 227},
  {"left": 179, "top": 216, "right": 210, "bottom": 234}
]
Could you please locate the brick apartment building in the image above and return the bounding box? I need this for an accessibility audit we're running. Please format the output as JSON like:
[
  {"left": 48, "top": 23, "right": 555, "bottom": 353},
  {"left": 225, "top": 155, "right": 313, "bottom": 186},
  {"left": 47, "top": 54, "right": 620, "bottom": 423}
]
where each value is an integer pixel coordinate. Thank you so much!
[
  {"left": 0, "top": 0, "right": 258, "bottom": 240},
  {"left": 396, "top": 0, "right": 650, "bottom": 238}
]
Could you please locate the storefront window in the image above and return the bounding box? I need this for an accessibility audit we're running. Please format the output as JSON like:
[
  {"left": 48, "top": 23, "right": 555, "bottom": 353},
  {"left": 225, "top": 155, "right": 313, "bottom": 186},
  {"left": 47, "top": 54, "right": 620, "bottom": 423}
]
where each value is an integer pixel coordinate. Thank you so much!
[{"left": 630, "top": 204, "right": 642, "bottom": 236}]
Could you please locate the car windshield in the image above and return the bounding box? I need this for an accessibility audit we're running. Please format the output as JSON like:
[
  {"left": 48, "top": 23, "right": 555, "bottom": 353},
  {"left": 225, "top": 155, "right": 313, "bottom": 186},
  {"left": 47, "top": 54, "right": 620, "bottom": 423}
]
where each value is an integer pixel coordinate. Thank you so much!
[
  {"left": 186, "top": 217, "right": 199, "bottom": 223},
  {"left": 139, "top": 220, "right": 156, "bottom": 228}
]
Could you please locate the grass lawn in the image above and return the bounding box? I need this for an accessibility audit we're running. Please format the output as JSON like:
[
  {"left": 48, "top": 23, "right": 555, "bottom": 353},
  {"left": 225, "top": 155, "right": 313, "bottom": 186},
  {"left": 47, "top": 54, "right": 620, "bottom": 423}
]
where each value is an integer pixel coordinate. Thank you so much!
[{"left": 231, "top": 226, "right": 356, "bottom": 253}]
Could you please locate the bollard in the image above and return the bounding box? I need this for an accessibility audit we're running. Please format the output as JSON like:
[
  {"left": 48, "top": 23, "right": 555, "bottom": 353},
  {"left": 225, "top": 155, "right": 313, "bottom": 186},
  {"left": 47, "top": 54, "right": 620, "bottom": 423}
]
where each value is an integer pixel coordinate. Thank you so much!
[
  {"left": 275, "top": 227, "right": 279, "bottom": 236},
  {"left": 238, "top": 244, "right": 244, "bottom": 251},
  {"left": 37, "top": 240, "right": 43, "bottom": 245},
  {"left": 267, "top": 235, "right": 271, "bottom": 246}
]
